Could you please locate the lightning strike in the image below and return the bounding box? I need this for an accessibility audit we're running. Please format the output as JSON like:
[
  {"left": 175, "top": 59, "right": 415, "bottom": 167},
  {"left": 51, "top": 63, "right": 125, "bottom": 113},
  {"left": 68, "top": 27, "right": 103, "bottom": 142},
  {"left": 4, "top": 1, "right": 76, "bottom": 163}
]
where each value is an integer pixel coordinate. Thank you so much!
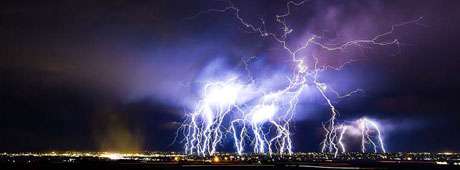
[
  {"left": 180, "top": 0, "right": 421, "bottom": 157},
  {"left": 358, "top": 118, "right": 387, "bottom": 153},
  {"left": 335, "top": 118, "right": 386, "bottom": 157}
]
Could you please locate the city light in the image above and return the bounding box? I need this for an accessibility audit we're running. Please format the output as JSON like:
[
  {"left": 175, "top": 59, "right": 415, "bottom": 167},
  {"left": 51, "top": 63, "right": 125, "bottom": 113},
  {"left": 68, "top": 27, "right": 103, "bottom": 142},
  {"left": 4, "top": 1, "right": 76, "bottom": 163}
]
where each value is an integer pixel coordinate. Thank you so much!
[{"left": 100, "top": 153, "right": 124, "bottom": 160}]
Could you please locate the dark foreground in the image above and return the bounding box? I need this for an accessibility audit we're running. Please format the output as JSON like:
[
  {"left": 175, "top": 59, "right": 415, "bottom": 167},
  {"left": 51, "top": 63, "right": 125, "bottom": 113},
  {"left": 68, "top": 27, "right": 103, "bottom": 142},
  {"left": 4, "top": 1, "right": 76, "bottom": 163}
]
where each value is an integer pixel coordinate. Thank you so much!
[
  {"left": 1, "top": 152, "right": 459, "bottom": 169},
  {"left": 2, "top": 160, "right": 459, "bottom": 170}
]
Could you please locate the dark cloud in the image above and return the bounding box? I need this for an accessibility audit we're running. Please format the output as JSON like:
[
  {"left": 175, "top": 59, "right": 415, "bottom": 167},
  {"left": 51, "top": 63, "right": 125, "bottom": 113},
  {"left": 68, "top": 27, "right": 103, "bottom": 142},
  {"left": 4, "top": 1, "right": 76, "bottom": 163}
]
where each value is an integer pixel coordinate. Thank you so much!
[{"left": 1, "top": 0, "right": 459, "bottom": 152}]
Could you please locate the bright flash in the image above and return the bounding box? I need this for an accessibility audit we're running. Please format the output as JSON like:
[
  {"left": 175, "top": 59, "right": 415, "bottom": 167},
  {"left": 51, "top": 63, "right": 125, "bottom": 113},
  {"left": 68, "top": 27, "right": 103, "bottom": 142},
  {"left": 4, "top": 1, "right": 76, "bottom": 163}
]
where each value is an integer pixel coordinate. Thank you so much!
[
  {"left": 204, "top": 83, "right": 241, "bottom": 106},
  {"left": 251, "top": 104, "right": 277, "bottom": 124}
]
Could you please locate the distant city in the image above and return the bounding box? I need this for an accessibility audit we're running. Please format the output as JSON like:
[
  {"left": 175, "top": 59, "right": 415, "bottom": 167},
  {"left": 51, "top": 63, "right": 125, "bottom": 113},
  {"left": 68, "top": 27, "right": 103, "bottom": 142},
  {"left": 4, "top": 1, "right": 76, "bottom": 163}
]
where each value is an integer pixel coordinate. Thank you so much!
[{"left": 1, "top": 152, "right": 460, "bottom": 169}]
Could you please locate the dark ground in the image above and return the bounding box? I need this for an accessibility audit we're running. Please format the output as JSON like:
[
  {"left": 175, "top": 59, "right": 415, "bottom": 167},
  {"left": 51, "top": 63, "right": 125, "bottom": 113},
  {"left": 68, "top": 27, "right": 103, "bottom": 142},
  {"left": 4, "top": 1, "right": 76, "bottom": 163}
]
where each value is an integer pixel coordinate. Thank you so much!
[{"left": 1, "top": 158, "right": 459, "bottom": 170}]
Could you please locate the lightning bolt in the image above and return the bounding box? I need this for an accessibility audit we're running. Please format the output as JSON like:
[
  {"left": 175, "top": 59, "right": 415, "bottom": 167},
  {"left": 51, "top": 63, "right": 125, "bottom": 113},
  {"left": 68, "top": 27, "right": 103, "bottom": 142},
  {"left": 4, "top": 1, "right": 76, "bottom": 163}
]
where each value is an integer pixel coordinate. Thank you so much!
[
  {"left": 358, "top": 118, "right": 386, "bottom": 153},
  {"left": 184, "top": 78, "right": 244, "bottom": 156},
  {"left": 334, "top": 118, "right": 386, "bottom": 157},
  {"left": 180, "top": 0, "right": 421, "bottom": 156}
]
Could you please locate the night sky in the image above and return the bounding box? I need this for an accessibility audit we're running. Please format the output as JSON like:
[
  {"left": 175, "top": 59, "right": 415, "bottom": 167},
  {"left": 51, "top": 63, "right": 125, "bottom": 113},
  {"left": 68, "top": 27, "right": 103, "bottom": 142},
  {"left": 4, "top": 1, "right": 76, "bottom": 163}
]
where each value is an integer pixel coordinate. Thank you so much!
[{"left": 1, "top": 0, "right": 460, "bottom": 153}]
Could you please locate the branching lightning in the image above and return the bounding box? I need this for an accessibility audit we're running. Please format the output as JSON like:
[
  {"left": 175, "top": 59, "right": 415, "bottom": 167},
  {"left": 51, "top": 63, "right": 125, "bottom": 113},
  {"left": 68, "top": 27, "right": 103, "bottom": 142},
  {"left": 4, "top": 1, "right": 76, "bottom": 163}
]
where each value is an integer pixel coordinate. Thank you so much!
[
  {"left": 358, "top": 118, "right": 387, "bottom": 153},
  {"left": 180, "top": 0, "right": 421, "bottom": 157},
  {"left": 184, "top": 78, "right": 243, "bottom": 156},
  {"left": 336, "top": 118, "right": 387, "bottom": 157}
]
